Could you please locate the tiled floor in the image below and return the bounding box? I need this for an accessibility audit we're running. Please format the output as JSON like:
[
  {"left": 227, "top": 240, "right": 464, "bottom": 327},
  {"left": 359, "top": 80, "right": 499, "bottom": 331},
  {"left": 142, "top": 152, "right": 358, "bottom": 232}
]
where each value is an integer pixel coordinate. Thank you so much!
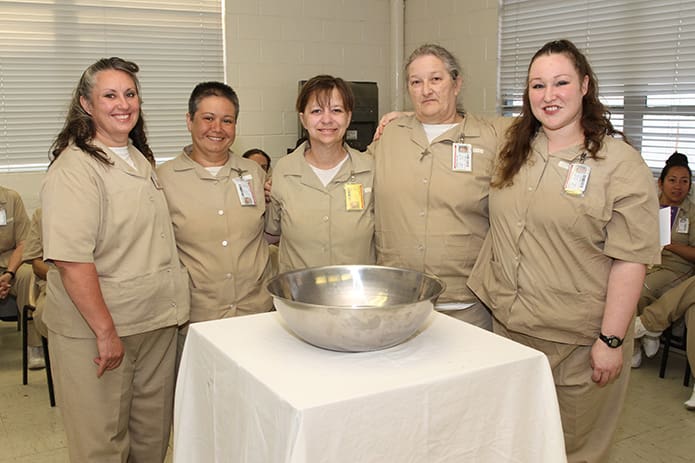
[{"left": 0, "top": 321, "right": 693, "bottom": 462}]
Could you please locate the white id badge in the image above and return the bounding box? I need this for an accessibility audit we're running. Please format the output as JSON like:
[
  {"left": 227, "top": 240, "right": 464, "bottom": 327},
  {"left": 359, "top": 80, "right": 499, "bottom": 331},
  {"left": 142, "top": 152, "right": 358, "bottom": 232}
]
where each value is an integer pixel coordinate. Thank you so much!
[
  {"left": 0, "top": 208, "right": 6, "bottom": 226},
  {"left": 452, "top": 143, "right": 473, "bottom": 172},
  {"left": 233, "top": 175, "right": 256, "bottom": 206},
  {"left": 563, "top": 163, "right": 591, "bottom": 196},
  {"left": 677, "top": 216, "right": 689, "bottom": 234}
]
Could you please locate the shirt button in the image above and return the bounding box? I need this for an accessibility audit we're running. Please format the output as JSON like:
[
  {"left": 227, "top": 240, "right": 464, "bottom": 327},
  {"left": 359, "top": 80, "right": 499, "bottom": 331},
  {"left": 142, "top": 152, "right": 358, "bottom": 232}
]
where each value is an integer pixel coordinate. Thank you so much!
[
  {"left": 417, "top": 244, "right": 424, "bottom": 251},
  {"left": 322, "top": 216, "right": 329, "bottom": 222},
  {"left": 419, "top": 211, "right": 425, "bottom": 217},
  {"left": 225, "top": 273, "right": 233, "bottom": 279},
  {"left": 170, "top": 302, "right": 177, "bottom": 308},
  {"left": 218, "top": 210, "right": 224, "bottom": 216},
  {"left": 528, "top": 187, "right": 533, "bottom": 191},
  {"left": 423, "top": 178, "right": 428, "bottom": 184},
  {"left": 222, "top": 240, "right": 229, "bottom": 247}
]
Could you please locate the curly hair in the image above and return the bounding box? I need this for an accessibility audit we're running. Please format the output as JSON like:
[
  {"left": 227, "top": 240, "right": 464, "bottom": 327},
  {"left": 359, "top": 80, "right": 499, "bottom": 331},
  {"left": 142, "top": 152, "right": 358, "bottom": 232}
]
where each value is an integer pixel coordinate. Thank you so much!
[
  {"left": 49, "top": 57, "right": 153, "bottom": 167},
  {"left": 493, "top": 39, "right": 626, "bottom": 187}
]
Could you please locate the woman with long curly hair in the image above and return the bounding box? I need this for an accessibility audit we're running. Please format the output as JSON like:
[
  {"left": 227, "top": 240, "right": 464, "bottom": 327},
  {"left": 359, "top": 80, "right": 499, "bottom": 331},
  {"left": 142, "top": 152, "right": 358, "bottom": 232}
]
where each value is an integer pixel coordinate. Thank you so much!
[
  {"left": 469, "top": 39, "right": 661, "bottom": 462},
  {"left": 41, "top": 57, "right": 189, "bottom": 462}
]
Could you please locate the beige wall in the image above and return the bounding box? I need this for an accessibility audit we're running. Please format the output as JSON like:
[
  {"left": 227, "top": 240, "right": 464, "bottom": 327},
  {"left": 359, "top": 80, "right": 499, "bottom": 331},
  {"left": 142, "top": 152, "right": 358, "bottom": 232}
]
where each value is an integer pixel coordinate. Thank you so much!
[
  {"left": 404, "top": 0, "right": 499, "bottom": 117},
  {"left": 5, "top": 0, "right": 500, "bottom": 207},
  {"left": 224, "top": 0, "right": 392, "bottom": 160}
]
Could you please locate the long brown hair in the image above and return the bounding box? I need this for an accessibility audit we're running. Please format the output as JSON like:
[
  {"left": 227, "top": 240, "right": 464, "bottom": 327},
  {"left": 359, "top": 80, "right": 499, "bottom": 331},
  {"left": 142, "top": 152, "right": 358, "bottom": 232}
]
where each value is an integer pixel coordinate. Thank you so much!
[
  {"left": 49, "top": 57, "right": 154, "bottom": 167},
  {"left": 493, "top": 39, "right": 626, "bottom": 187}
]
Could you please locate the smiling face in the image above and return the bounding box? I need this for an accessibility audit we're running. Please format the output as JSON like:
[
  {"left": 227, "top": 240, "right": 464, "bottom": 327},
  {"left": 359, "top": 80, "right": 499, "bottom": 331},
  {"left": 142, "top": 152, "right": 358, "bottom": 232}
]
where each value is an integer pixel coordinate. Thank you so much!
[
  {"left": 527, "top": 52, "right": 589, "bottom": 141},
  {"left": 299, "top": 88, "right": 352, "bottom": 148},
  {"left": 406, "top": 54, "right": 462, "bottom": 124},
  {"left": 187, "top": 95, "right": 237, "bottom": 165},
  {"left": 660, "top": 165, "right": 691, "bottom": 206},
  {"left": 80, "top": 69, "right": 140, "bottom": 146}
]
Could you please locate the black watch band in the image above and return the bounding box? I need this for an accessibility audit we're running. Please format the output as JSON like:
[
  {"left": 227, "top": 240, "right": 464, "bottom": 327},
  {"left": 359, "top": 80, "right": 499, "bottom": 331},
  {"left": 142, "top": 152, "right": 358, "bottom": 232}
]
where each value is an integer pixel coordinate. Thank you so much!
[
  {"left": 3, "top": 270, "right": 15, "bottom": 280},
  {"left": 599, "top": 333, "right": 624, "bottom": 348}
]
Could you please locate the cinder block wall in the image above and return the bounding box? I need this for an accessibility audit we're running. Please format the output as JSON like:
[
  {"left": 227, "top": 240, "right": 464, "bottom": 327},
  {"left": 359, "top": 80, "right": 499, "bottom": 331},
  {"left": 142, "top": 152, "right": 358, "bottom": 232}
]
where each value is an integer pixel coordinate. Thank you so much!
[{"left": 3, "top": 0, "right": 501, "bottom": 207}]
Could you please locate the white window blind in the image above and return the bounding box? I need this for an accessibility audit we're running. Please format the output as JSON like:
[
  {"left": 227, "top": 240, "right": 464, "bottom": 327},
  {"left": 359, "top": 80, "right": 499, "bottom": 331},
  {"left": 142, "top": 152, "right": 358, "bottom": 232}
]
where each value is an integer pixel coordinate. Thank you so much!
[
  {"left": 0, "top": 0, "right": 223, "bottom": 172},
  {"left": 500, "top": 0, "right": 695, "bottom": 170}
]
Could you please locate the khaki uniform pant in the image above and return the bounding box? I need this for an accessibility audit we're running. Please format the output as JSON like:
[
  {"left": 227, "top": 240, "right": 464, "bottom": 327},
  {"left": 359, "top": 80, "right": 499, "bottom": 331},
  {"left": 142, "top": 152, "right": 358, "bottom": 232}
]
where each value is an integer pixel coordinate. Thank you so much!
[
  {"left": 494, "top": 318, "right": 633, "bottom": 463},
  {"left": 641, "top": 277, "right": 695, "bottom": 370},
  {"left": 438, "top": 301, "right": 492, "bottom": 331},
  {"left": 49, "top": 326, "right": 177, "bottom": 463},
  {"left": 638, "top": 267, "right": 692, "bottom": 311},
  {"left": 12, "top": 264, "right": 40, "bottom": 347}
]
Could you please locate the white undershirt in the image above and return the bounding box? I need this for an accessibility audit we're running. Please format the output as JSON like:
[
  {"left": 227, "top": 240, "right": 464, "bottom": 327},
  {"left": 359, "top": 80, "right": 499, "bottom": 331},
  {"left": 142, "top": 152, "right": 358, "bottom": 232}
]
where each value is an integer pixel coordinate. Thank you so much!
[
  {"left": 422, "top": 123, "right": 459, "bottom": 144},
  {"left": 205, "top": 166, "right": 224, "bottom": 176},
  {"left": 310, "top": 155, "right": 349, "bottom": 187},
  {"left": 109, "top": 146, "right": 136, "bottom": 170}
]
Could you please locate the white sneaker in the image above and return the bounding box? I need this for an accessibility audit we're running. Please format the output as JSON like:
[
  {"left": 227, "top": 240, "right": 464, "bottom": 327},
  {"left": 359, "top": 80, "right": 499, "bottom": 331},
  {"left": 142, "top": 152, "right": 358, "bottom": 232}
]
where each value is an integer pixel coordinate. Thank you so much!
[
  {"left": 684, "top": 386, "right": 695, "bottom": 410},
  {"left": 642, "top": 335, "right": 660, "bottom": 358},
  {"left": 631, "top": 347, "right": 643, "bottom": 368},
  {"left": 634, "top": 316, "right": 662, "bottom": 339},
  {"left": 27, "top": 346, "right": 45, "bottom": 370}
]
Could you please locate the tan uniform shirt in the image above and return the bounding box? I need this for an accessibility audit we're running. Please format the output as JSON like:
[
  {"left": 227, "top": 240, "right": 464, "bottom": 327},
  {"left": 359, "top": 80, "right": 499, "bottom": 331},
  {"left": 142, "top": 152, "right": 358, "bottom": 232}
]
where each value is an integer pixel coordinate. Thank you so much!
[
  {"left": 369, "top": 114, "right": 504, "bottom": 303},
  {"left": 23, "top": 208, "right": 44, "bottom": 291},
  {"left": 468, "top": 132, "right": 661, "bottom": 344},
  {"left": 157, "top": 149, "right": 272, "bottom": 323},
  {"left": 0, "top": 186, "right": 30, "bottom": 268},
  {"left": 41, "top": 142, "right": 190, "bottom": 338},
  {"left": 266, "top": 142, "right": 375, "bottom": 272},
  {"left": 656, "top": 199, "right": 695, "bottom": 275}
]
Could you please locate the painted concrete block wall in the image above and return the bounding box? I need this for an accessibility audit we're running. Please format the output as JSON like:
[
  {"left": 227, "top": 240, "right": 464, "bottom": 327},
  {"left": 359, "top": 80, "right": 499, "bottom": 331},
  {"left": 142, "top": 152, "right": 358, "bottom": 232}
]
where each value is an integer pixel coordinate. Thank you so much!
[
  {"left": 404, "top": 0, "right": 499, "bottom": 118},
  {"left": 2, "top": 0, "right": 501, "bottom": 207},
  {"left": 224, "top": 0, "right": 393, "bottom": 162}
]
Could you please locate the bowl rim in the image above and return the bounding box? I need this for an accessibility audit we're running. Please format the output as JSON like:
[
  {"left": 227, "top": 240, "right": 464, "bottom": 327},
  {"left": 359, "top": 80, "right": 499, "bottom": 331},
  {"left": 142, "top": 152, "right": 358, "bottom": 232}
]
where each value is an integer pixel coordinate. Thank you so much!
[{"left": 266, "top": 264, "right": 446, "bottom": 310}]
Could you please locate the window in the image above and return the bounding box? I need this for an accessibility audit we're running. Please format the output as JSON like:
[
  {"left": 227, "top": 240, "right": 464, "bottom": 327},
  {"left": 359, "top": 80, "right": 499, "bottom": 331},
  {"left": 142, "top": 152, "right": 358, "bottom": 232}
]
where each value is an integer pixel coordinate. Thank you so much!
[
  {"left": 0, "top": 0, "right": 224, "bottom": 172},
  {"left": 499, "top": 0, "right": 695, "bottom": 170}
]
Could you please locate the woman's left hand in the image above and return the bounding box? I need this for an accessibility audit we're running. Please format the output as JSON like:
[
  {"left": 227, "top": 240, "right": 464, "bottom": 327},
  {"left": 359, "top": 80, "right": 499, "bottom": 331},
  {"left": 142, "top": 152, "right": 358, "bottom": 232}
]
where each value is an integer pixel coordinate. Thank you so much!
[{"left": 590, "top": 339, "right": 624, "bottom": 387}]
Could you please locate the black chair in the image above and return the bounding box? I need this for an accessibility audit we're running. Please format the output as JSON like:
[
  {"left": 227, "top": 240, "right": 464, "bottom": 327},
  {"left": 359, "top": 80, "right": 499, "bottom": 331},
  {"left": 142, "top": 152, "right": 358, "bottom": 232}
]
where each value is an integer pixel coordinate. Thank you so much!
[
  {"left": 659, "top": 322, "right": 691, "bottom": 387},
  {"left": 0, "top": 294, "right": 20, "bottom": 331},
  {"left": 21, "top": 278, "right": 55, "bottom": 407}
]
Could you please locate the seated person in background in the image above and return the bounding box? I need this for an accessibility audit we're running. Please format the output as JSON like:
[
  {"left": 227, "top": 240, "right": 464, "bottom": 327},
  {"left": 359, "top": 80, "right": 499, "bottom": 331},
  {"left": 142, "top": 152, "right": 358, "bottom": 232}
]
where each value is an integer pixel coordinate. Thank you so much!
[
  {"left": 634, "top": 152, "right": 695, "bottom": 366},
  {"left": 635, "top": 275, "right": 695, "bottom": 409},
  {"left": 242, "top": 148, "right": 271, "bottom": 174},
  {"left": 22, "top": 208, "right": 48, "bottom": 340},
  {"left": 266, "top": 75, "right": 375, "bottom": 272},
  {"left": 0, "top": 186, "right": 39, "bottom": 368}
]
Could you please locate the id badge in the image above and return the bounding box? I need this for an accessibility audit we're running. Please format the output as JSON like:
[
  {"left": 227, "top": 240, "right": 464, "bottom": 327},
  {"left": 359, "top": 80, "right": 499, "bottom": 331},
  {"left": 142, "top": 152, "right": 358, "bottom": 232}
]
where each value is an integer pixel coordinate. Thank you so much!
[
  {"left": 0, "top": 208, "right": 6, "bottom": 226},
  {"left": 233, "top": 175, "right": 256, "bottom": 206},
  {"left": 678, "top": 217, "right": 689, "bottom": 234},
  {"left": 452, "top": 143, "right": 473, "bottom": 172},
  {"left": 344, "top": 183, "right": 364, "bottom": 211},
  {"left": 563, "top": 163, "right": 591, "bottom": 196}
]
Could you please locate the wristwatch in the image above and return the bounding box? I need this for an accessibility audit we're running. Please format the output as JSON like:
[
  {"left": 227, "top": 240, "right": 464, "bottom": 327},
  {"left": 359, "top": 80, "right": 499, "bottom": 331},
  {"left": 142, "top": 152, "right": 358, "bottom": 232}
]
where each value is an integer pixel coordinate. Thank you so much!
[{"left": 599, "top": 333, "right": 624, "bottom": 348}]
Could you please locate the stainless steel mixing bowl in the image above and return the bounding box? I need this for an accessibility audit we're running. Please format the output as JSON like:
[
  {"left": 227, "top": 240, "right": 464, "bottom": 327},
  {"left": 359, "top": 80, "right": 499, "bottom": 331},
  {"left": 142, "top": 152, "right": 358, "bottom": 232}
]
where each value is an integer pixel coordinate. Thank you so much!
[{"left": 267, "top": 265, "right": 446, "bottom": 352}]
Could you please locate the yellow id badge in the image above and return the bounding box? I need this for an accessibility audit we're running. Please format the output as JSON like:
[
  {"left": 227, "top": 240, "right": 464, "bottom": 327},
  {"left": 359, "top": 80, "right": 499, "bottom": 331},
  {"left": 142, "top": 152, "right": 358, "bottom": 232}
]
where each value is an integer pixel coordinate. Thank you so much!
[{"left": 344, "top": 183, "right": 364, "bottom": 211}]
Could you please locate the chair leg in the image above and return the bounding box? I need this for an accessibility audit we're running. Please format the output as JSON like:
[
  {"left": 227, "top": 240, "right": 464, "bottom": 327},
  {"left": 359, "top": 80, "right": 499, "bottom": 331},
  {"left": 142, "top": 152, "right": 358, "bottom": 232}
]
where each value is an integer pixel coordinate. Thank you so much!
[
  {"left": 21, "top": 305, "right": 31, "bottom": 385},
  {"left": 659, "top": 327, "right": 672, "bottom": 379},
  {"left": 41, "top": 336, "right": 55, "bottom": 407}
]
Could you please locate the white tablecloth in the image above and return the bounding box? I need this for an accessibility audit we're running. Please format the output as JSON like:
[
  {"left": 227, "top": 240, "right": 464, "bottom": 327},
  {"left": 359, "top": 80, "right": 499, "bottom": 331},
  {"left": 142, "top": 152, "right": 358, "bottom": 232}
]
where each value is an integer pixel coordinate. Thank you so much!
[{"left": 174, "top": 312, "right": 566, "bottom": 463}]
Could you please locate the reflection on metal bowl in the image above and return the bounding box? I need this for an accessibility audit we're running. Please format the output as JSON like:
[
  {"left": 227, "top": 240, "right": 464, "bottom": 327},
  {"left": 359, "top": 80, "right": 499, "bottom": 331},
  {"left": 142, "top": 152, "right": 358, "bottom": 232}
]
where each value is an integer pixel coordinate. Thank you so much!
[{"left": 267, "top": 265, "right": 446, "bottom": 352}]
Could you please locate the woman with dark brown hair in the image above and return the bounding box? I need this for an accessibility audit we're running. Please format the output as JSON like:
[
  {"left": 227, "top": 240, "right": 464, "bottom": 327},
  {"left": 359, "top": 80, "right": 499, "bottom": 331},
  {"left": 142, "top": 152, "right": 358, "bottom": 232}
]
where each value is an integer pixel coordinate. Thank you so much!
[
  {"left": 41, "top": 57, "right": 189, "bottom": 462},
  {"left": 266, "top": 74, "right": 375, "bottom": 272},
  {"left": 468, "top": 39, "right": 661, "bottom": 462}
]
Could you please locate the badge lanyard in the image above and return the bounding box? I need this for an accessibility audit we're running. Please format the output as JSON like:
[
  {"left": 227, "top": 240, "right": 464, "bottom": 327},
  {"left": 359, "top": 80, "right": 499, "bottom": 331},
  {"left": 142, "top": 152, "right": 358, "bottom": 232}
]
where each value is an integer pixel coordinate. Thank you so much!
[
  {"left": 230, "top": 167, "right": 256, "bottom": 206},
  {"left": 563, "top": 152, "right": 591, "bottom": 196}
]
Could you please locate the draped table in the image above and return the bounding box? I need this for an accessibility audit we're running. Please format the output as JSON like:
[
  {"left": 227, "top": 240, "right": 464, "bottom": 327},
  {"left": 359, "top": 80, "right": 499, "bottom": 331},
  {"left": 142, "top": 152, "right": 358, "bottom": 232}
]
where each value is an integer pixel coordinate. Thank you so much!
[{"left": 174, "top": 311, "right": 566, "bottom": 462}]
